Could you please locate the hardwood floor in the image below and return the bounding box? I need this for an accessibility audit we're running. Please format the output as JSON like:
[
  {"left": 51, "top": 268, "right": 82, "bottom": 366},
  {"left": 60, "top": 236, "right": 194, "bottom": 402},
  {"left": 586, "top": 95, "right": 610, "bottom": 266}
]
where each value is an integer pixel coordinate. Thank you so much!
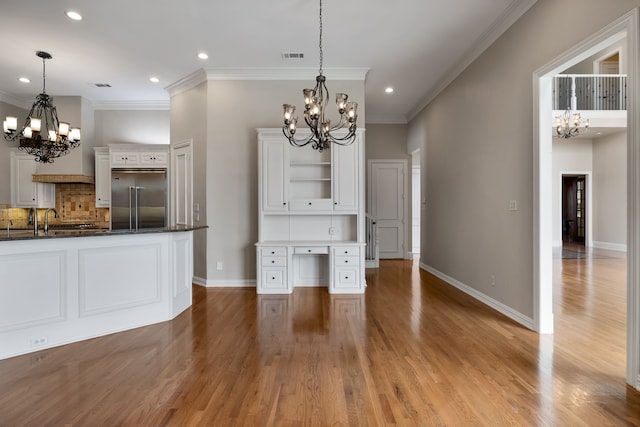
[{"left": 1, "top": 254, "right": 639, "bottom": 426}]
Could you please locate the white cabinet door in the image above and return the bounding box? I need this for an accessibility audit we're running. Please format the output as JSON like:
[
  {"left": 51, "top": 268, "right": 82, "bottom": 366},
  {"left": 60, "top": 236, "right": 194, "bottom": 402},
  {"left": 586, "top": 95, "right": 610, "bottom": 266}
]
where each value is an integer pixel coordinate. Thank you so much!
[
  {"left": 111, "top": 151, "right": 141, "bottom": 166},
  {"left": 140, "top": 152, "right": 168, "bottom": 166},
  {"left": 10, "top": 152, "right": 55, "bottom": 208},
  {"left": 332, "top": 141, "right": 358, "bottom": 211},
  {"left": 261, "top": 139, "right": 288, "bottom": 211},
  {"left": 95, "top": 152, "right": 111, "bottom": 207}
]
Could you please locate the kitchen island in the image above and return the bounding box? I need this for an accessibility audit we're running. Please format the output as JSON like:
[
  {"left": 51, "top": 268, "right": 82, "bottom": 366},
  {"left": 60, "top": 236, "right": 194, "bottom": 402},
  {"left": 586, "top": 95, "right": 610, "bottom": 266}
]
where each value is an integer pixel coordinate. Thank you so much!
[{"left": 0, "top": 226, "right": 204, "bottom": 360}]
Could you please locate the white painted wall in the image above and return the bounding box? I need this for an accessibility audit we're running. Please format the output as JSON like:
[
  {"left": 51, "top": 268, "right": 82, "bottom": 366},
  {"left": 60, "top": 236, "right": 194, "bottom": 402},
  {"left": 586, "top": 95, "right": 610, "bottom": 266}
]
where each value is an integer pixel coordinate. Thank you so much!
[
  {"left": 593, "top": 131, "right": 627, "bottom": 249},
  {"left": 406, "top": 0, "right": 640, "bottom": 320},
  {"left": 95, "top": 110, "right": 170, "bottom": 146},
  {"left": 551, "top": 138, "right": 593, "bottom": 245},
  {"left": 0, "top": 100, "right": 27, "bottom": 205}
]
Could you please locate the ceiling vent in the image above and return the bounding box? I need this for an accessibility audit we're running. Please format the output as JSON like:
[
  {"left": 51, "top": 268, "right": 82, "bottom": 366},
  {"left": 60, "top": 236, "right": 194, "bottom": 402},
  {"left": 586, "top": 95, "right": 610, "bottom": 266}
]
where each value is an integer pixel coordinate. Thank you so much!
[
  {"left": 94, "top": 83, "right": 111, "bottom": 87},
  {"left": 282, "top": 52, "right": 304, "bottom": 60}
]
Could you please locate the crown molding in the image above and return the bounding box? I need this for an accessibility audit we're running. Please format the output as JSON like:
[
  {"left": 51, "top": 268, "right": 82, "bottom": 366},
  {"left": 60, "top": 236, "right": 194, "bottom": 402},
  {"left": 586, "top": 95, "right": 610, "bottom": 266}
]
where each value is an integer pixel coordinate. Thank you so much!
[
  {"left": 166, "top": 67, "right": 369, "bottom": 98},
  {"left": 165, "top": 69, "right": 208, "bottom": 98},
  {"left": 205, "top": 67, "right": 369, "bottom": 81},
  {"left": 406, "top": 0, "right": 538, "bottom": 121}
]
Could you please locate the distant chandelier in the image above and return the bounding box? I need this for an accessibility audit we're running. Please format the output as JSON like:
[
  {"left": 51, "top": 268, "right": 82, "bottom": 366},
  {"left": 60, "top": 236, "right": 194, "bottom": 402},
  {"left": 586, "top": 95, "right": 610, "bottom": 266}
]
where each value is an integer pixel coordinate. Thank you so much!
[
  {"left": 554, "top": 74, "right": 589, "bottom": 139},
  {"left": 3, "top": 51, "right": 81, "bottom": 163},
  {"left": 282, "top": 0, "right": 358, "bottom": 152}
]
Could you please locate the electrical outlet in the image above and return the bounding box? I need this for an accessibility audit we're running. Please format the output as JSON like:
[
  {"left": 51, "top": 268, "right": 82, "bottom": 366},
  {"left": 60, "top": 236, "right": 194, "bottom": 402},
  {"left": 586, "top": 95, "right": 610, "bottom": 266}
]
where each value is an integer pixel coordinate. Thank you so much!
[
  {"left": 508, "top": 200, "right": 518, "bottom": 211},
  {"left": 490, "top": 275, "right": 496, "bottom": 287},
  {"left": 216, "top": 261, "right": 223, "bottom": 271},
  {"left": 31, "top": 336, "right": 48, "bottom": 347},
  {"left": 328, "top": 227, "right": 336, "bottom": 235}
]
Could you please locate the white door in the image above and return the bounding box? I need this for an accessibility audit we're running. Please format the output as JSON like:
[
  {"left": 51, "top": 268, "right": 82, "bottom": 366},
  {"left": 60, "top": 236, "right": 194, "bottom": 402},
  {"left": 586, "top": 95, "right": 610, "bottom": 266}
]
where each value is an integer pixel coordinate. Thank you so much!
[{"left": 369, "top": 160, "right": 406, "bottom": 259}]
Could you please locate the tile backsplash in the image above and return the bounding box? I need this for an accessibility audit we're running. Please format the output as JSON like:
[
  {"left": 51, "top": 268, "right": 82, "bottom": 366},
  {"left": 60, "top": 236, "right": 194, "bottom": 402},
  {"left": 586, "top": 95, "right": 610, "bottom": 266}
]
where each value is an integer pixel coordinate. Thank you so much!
[{"left": 0, "top": 184, "right": 109, "bottom": 229}]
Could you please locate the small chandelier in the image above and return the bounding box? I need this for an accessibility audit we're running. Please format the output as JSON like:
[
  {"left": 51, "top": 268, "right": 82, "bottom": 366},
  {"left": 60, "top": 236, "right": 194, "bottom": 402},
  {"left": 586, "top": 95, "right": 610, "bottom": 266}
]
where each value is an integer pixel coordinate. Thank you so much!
[
  {"left": 554, "top": 74, "right": 588, "bottom": 139},
  {"left": 3, "top": 51, "right": 81, "bottom": 163},
  {"left": 282, "top": 0, "right": 358, "bottom": 152},
  {"left": 555, "top": 108, "right": 589, "bottom": 138}
]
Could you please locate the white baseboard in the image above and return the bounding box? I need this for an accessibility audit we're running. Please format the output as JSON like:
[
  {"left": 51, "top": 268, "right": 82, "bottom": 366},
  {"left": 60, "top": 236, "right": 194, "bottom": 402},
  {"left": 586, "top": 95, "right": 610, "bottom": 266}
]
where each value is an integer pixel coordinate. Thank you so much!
[
  {"left": 192, "top": 276, "right": 207, "bottom": 287},
  {"left": 419, "top": 262, "right": 535, "bottom": 331},
  {"left": 365, "top": 259, "right": 379, "bottom": 269},
  {"left": 592, "top": 241, "right": 627, "bottom": 252},
  {"left": 552, "top": 240, "right": 562, "bottom": 248},
  {"left": 201, "top": 279, "right": 256, "bottom": 288}
]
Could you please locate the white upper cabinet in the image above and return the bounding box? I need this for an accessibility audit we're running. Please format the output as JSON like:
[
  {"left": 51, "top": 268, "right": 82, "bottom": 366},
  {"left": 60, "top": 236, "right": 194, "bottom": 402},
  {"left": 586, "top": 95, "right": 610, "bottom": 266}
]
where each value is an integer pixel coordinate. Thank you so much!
[
  {"left": 111, "top": 151, "right": 141, "bottom": 166},
  {"left": 94, "top": 148, "right": 111, "bottom": 207},
  {"left": 140, "top": 151, "right": 168, "bottom": 166},
  {"left": 260, "top": 136, "right": 289, "bottom": 212},
  {"left": 332, "top": 141, "right": 359, "bottom": 211},
  {"left": 10, "top": 151, "right": 55, "bottom": 208},
  {"left": 110, "top": 145, "right": 169, "bottom": 168}
]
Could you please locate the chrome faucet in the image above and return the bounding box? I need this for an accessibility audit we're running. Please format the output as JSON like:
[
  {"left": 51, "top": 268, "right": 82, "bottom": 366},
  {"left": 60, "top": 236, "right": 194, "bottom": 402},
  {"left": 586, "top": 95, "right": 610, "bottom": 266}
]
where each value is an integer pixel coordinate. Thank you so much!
[
  {"left": 6, "top": 219, "right": 12, "bottom": 236},
  {"left": 29, "top": 207, "right": 38, "bottom": 235},
  {"left": 44, "top": 208, "right": 58, "bottom": 234}
]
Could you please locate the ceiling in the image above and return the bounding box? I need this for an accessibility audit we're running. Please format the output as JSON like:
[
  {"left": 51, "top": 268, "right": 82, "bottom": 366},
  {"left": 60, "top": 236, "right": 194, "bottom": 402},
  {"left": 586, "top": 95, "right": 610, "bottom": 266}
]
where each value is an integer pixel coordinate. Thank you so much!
[{"left": 0, "top": 0, "right": 536, "bottom": 124}]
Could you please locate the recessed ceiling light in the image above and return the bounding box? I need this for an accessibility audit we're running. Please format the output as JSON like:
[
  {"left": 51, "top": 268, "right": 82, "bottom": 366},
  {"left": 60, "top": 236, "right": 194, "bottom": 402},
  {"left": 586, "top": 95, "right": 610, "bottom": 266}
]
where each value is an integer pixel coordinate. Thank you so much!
[
  {"left": 18, "top": 77, "right": 30, "bottom": 83},
  {"left": 149, "top": 77, "right": 160, "bottom": 83},
  {"left": 197, "top": 52, "right": 209, "bottom": 60},
  {"left": 65, "top": 10, "right": 82, "bottom": 21},
  {"left": 385, "top": 87, "right": 394, "bottom": 94}
]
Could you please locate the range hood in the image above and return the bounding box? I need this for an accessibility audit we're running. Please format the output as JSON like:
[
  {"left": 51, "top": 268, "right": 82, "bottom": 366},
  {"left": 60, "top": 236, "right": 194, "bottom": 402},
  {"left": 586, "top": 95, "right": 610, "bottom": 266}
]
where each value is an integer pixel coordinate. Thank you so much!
[{"left": 32, "top": 174, "right": 95, "bottom": 184}]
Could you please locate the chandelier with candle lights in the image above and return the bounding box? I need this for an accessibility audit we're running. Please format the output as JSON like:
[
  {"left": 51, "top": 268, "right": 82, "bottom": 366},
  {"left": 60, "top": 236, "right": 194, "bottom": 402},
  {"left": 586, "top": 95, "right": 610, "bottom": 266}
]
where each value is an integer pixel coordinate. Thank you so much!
[
  {"left": 3, "top": 51, "right": 81, "bottom": 163},
  {"left": 282, "top": 0, "right": 358, "bottom": 152}
]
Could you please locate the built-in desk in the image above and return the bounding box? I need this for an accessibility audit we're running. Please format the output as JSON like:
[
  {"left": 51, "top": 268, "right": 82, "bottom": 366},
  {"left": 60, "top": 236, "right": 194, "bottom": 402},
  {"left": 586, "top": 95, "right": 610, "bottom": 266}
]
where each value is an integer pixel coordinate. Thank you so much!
[{"left": 255, "top": 241, "right": 366, "bottom": 294}]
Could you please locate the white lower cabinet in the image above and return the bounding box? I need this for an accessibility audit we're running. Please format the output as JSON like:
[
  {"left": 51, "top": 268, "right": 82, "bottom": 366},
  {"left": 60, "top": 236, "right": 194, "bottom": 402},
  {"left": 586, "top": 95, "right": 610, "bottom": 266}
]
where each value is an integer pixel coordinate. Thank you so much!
[
  {"left": 331, "top": 246, "right": 363, "bottom": 294},
  {"left": 257, "top": 246, "right": 290, "bottom": 294},
  {"left": 256, "top": 243, "right": 364, "bottom": 294}
]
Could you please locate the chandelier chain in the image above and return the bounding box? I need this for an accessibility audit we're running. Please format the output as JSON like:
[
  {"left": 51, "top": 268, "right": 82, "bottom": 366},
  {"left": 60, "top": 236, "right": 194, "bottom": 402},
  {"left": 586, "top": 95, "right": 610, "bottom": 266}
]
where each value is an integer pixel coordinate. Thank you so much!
[
  {"left": 318, "top": 0, "right": 323, "bottom": 75},
  {"left": 42, "top": 55, "right": 46, "bottom": 94}
]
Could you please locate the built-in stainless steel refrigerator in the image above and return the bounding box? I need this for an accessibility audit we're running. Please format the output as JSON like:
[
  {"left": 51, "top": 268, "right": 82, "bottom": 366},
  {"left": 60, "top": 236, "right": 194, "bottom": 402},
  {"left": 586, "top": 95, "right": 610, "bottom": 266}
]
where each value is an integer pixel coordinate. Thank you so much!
[{"left": 111, "top": 169, "right": 167, "bottom": 230}]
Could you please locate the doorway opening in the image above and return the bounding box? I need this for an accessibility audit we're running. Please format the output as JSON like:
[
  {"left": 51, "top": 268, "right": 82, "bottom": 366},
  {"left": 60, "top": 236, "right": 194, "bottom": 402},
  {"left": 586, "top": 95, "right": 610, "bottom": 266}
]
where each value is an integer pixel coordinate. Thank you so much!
[
  {"left": 562, "top": 174, "right": 587, "bottom": 247},
  {"left": 534, "top": 9, "right": 639, "bottom": 388}
]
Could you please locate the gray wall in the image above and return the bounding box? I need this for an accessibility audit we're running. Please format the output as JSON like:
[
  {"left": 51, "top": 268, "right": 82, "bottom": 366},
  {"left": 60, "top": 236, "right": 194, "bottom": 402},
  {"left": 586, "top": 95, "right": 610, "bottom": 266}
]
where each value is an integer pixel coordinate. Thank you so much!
[
  {"left": 593, "top": 131, "right": 627, "bottom": 248},
  {"left": 406, "top": 0, "right": 640, "bottom": 319},
  {"left": 365, "top": 124, "right": 409, "bottom": 161},
  {"left": 95, "top": 110, "right": 170, "bottom": 146},
  {"left": 170, "top": 82, "right": 208, "bottom": 280}
]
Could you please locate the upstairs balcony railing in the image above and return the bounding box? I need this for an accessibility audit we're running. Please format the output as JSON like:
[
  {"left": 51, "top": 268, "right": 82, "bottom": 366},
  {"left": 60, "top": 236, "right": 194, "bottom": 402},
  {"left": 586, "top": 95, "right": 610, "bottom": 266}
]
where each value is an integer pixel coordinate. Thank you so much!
[{"left": 553, "top": 74, "right": 627, "bottom": 111}]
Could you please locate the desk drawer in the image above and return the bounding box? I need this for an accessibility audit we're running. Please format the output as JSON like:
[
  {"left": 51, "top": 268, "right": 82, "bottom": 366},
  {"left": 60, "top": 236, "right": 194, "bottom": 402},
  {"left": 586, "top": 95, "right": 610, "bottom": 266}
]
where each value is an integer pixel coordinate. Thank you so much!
[
  {"left": 294, "top": 246, "right": 329, "bottom": 255},
  {"left": 262, "top": 256, "right": 287, "bottom": 267},
  {"left": 334, "top": 255, "right": 359, "bottom": 266},
  {"left": 262, "top": 247, "right": 286, "bottom": 257},
  {"left": 289, "top": 198, "right": 333, "bottom": 211},
  {"left": 262, "top": 268, "right": 286, "bottom": 288},
  {"left": 333, "top": 246, "right": 360, "bottom": 256}
]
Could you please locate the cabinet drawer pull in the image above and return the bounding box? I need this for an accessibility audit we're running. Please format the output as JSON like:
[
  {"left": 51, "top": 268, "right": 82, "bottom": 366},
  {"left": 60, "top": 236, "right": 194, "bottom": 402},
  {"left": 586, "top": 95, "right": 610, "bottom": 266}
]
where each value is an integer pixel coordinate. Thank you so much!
[
  {"left": 344, "top": 260, "right": 349, "bottom": 263},
  {"left": 272, "top": 277, "right": 275, "bottom": 280},
  {"left": 271, "top": 260, "right": 275, "bottom": 264},
  {"left": 334, "top": 202, "right": 337, "bottom": 205},
  {"left": 271, "top": 251, "right": 275, "bottom": 254},
  {"left": 344, "top": 250, "right": 348, "bottom": 254},
  {"left": 308, "top": 249, "right": 311, "bottom": 253},
  {"left": 308, "top": 202, "right": 312, "bottom": 206}
]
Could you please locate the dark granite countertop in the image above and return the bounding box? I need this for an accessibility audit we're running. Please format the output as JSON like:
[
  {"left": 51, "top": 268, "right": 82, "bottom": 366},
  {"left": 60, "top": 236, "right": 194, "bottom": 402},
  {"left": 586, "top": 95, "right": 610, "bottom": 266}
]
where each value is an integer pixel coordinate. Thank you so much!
[{"left": 0, "top": 225, "right": 207, "bottom": 242}]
